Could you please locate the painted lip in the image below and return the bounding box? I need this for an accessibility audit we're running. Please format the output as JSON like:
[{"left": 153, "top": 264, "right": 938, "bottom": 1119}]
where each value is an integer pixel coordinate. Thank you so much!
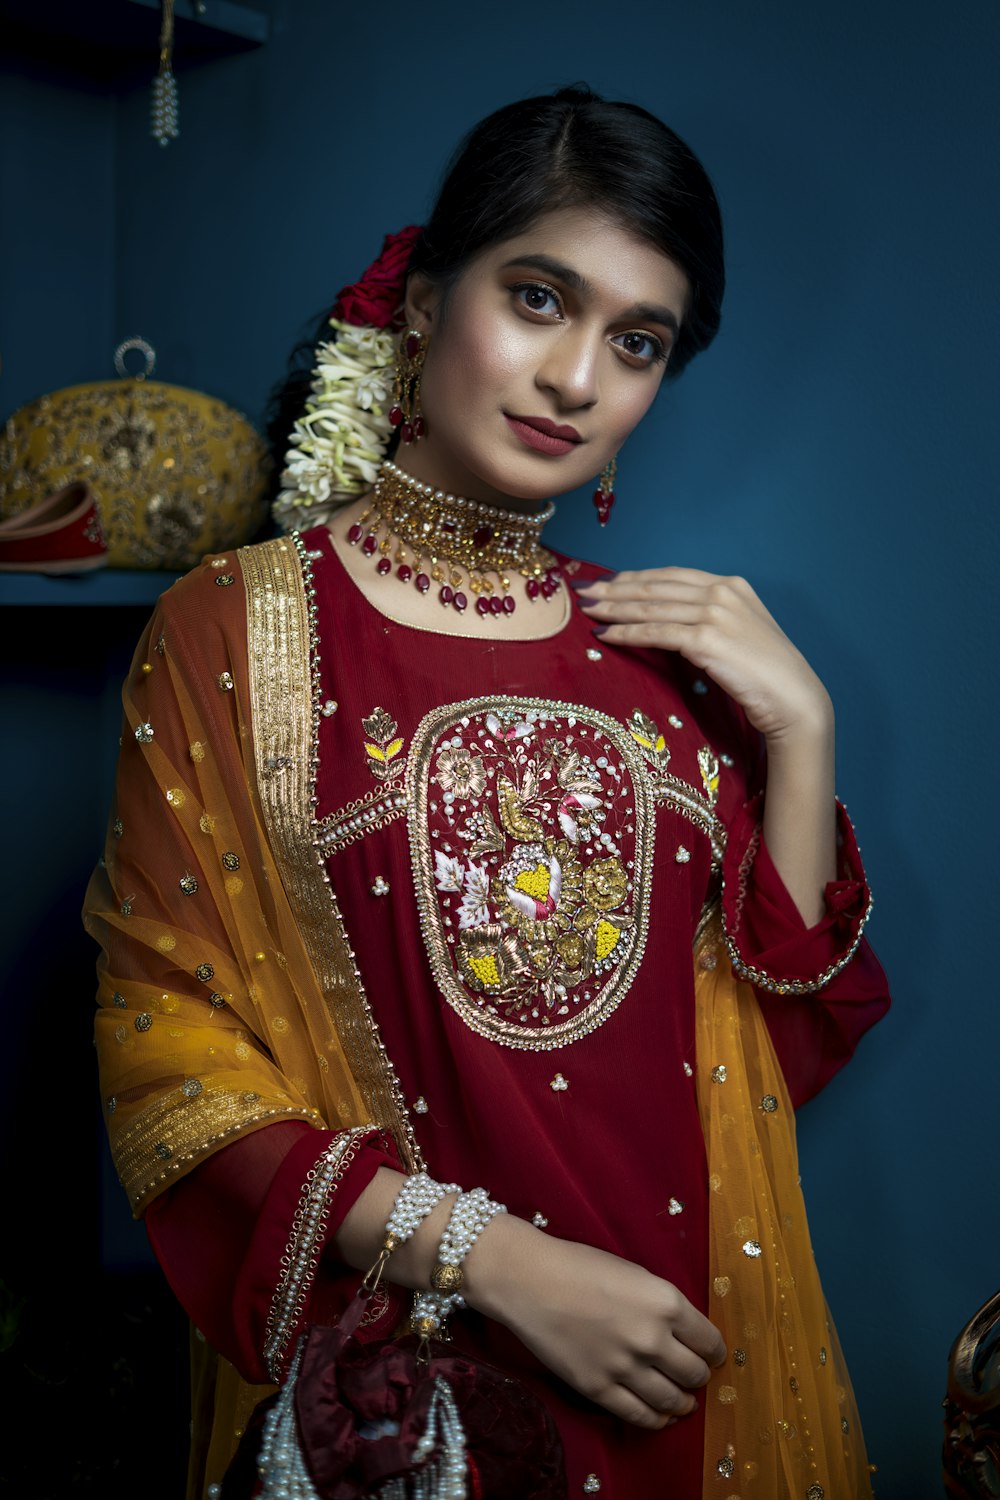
[{"left": 504, "top": 413, "right": 583, "bottom": 456}]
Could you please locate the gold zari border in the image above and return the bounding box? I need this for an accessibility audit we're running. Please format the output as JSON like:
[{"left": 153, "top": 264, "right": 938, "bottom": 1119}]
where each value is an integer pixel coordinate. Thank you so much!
[
  {"left": 239, "top": 536, "right": 419, "bottom": 1169},
  {"left": 116, "top": 1086, "right": 320, "bottom": 1211}
]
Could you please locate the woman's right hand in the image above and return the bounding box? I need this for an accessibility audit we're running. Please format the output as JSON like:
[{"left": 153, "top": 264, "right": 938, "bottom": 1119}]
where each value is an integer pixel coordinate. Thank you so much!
[{"left": 463, "top": 1214, "right": 727, "bottom": 1430}]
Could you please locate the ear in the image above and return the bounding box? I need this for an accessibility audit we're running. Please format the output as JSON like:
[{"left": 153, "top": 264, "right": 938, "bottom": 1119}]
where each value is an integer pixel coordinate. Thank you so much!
[{"left": 403, "top": 271, "right": 443, "bottom": 334}]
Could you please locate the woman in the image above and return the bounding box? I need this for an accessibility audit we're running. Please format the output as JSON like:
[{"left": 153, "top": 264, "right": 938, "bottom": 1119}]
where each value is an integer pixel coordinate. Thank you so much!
[{"left": 85, "top": 85, "right": 890, "bottom": 1499}]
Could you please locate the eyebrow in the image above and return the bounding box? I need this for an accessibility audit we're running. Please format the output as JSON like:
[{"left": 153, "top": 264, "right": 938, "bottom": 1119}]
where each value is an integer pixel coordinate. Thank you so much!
[{"left": 501, "top": 253, "right": 681, "bottom": 337}]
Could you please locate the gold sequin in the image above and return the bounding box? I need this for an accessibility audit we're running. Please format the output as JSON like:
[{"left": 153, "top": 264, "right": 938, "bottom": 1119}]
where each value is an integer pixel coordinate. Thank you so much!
[
  {"left": 166, "top": 787, "right": 186, "bottom": 808},
  {"left": 189, "top": 741, "right": 206, "bottom": 762},
  {"left": 807, "top": 1487, "right": 825, "bottom": 1500},
  {"left": 734, "top": 1215, "right": 755, "bottom": 1236},
  {"left": 760, "top": 1093, "right": 779, "bottom": 1113},
  {"left": 195, "top": 963, "right": 214, "bottom": 982},
  {"left": 155, "top": 934, "right": 176, "bottom": 953},
  {"left": 225, "top": 876, "right": 244, "bottom": 896},
  {"left": 154, "top": 1142, "right": 172, "bottom": 1160},
  {"left": 155, "top": 633, "right": 165, "bottom": 655},
  {"left": 733, "top": 1348, "right": 747, "bottom": 1366},
  {"left": 709, "top": 1172, "right": 722, "bottom": 1192},
  {"left": 272, "top": 1016, "right": 289, "bottom": 1033},
  {"left": 743, "top": 1239, "right": 762, "bottom": 1258},
  {"left": 135, "top": 722, "right": 154, "bottom": 744},
  {"left": 711, "top": 1064, "right": 727, "bottom": 1083},
  {"left": 217, "top": 672, "right": 234, "bottom": 691},
  {"left": 112, "top": 818, "right": 124, "bottom": 839},
  {"left": 199, "top": 813, "right": 216, "bottom": 834},
  {"left": 215, "top": 574, "right": 235, "bottom": 586},
  {"left": 718, "top": 1385, "right": 737, "bottom": 1403},
  {"left": 234, "top": 1042, "right": 251, "bottom": 1060},
  {"left": 159, "top": 993, "right": 179, "bottom": 1014},
  {"left": 114, "top": 1025, "right": 127, "bottom": 1044},
  {"left": 113, "top": 993, "right": 126, "bottom": 1008},
  {"left": 209, "top": 992, "right": 229, "bottom": 1008},
  {"left": 222, "top": 851, "right": 240, "bottom": 871},
  {"left": 713, "top": 1276, "right": 731, "bottom": 1297},
  {"left": 819, "top": 1346, "right": 827, "bottom": 1365},
  {"left": 716, "top": 1457, "right": 734, "bottom": 1478},
  {"left": 135, "top": 1013, "right": 152, "bottom": 1032},
  {"left": 181, "top": 1078, "right": 203, "bottom": 1098},
  {"left": 179, "top": 874, "right": 199, "bottom": 895}
]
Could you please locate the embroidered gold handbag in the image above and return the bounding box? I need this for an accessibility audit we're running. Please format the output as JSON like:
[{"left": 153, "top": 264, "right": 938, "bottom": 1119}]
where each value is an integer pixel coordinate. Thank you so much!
[{"left": 0, "top": 337, "right": 272, "bottom": 570}]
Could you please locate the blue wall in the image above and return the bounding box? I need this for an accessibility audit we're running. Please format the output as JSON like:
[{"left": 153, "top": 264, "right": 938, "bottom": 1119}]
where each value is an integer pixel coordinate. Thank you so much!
[{"left": 3, "top": 4, "right": 997, "bottom": 1494}]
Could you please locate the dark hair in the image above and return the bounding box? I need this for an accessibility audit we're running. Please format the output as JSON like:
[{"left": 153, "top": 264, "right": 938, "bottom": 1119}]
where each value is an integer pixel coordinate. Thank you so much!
[
  {"left": 265, "top": 85, "right": 724, "bottom": 483},
  {"left": 412, "top": 85, "right": 723, "bottom": 375}
]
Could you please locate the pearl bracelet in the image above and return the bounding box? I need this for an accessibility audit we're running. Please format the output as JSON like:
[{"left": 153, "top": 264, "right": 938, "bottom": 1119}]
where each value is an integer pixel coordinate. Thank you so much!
[
  {"left": 385, "top": 1171, "right": 460, "bottom": 1251},
  {"left": 362, "top": 1172, "right": 459, "bottom": 1299},
  {"left": 423, "top": 1186, "right": 507, "bottom": 1323}
]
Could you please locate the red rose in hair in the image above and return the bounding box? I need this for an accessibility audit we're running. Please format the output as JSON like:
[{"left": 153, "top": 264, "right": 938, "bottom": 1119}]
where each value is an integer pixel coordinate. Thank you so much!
[{"left": 331, "top": 225, "right": 424, "bottom": 329}]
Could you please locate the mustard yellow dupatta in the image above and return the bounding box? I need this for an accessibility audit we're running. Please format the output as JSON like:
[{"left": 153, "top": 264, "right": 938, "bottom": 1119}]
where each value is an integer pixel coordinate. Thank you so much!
[
  {"left": 84, "top": 537, "right": 418, "bottom": 1492},
  {"left": 694, "top": 914, "right": 875, "bottom": 1498}
]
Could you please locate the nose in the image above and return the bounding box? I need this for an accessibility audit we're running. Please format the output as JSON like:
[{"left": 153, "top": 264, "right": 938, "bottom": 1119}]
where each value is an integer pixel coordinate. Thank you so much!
[{"left": 535, "top": 327, "right": 600, "bottom": 411}]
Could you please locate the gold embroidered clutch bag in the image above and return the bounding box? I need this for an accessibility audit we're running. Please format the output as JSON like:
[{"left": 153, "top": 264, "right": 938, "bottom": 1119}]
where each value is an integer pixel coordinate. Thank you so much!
[{"left": 0, "top": 338, "right": 273, "bottom": 570}]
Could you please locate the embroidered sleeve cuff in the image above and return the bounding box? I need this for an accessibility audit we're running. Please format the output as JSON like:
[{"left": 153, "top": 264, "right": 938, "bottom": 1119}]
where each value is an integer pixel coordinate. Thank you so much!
[
  {"left": 720, "top": 795, "right": 873, "bottom": 995},
  {"left": 258, "top": 1125, "right": 396, "bottom": 1382}
]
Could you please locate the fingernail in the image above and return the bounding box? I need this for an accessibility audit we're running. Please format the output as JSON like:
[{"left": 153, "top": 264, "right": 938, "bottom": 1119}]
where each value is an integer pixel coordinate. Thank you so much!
[{"left": 591, "top": 625, "right": 609, "bottom": 637}]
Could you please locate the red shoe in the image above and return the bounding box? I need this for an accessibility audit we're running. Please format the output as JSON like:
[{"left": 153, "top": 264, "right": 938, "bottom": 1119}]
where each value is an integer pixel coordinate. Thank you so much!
[{"left": 0, "top": 481, "right": 108, "bottom": 573}]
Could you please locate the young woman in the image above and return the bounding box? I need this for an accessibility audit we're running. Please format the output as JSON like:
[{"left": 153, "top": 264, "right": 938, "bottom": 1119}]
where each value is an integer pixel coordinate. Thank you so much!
[{"left": 85, "top": 85, "right": 890, "bottom": 1500}]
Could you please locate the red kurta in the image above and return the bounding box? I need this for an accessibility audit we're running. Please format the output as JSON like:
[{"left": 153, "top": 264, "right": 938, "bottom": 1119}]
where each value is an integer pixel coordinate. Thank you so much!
[{"left": 148, "top": 529, "right": 890, "bottom": 1498}]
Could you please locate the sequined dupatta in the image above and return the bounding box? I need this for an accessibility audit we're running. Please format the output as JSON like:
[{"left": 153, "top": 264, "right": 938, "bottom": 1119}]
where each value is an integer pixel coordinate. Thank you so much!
[
  {"left": 694, "top": 913, "right": 874, "bottom": 1497},
  {"left": 85, "top": 546, "right": 377, "bottom": 1214}
]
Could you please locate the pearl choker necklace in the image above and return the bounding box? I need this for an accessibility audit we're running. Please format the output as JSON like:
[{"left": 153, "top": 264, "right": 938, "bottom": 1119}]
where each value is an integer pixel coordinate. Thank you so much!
[{"left": 346, "top": 460, "right": 563, "bottom": 618}]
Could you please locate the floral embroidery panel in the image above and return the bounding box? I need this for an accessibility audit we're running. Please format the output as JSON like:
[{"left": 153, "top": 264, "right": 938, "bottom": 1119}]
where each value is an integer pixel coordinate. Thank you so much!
[{"left": 406, "top": 698, "right": 656, "bottom": 1050}]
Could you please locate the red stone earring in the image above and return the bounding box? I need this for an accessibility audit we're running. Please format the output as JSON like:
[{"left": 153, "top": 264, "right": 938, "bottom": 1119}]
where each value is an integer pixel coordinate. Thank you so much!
[
  {"left": 388, "top": 329, "right": 427, "bottom": 443},
  {"left": 593, "top": 456, "right": 617, "bottom": 527}
]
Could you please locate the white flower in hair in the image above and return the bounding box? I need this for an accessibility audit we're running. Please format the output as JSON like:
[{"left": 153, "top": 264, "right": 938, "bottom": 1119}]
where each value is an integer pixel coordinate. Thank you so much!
[{"left": 272, "top": 317, "right": 397, "bottom": 531}]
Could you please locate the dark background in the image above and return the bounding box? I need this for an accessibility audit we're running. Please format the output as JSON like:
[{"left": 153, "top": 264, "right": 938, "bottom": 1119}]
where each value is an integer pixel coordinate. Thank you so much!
[{"left": 1, "top": 1, "right": 998, "bottom": 1494}]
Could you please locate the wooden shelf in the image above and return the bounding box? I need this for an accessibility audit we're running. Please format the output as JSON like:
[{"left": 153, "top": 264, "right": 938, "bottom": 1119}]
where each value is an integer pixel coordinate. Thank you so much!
[
  {"left": 0, "top": 568, "right": 181, "bottom": 607},
  {"left": 0, "top": 0, "right": 269, "bottom": 84}
]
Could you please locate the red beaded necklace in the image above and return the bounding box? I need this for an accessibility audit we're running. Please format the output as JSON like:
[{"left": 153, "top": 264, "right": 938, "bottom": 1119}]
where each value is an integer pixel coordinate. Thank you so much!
[{"left": 347, "top": 461, "right": 562, "bottom": 618}]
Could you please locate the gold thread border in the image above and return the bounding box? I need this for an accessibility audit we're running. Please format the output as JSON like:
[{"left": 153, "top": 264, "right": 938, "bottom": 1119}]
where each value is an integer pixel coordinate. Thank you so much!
[{"left": 239, "top": 536, "right": 419, "bottom": 1169}]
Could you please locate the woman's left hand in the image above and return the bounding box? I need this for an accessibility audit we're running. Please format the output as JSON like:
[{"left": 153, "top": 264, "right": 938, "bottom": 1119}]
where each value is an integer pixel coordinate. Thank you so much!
[{"left": 573, "top": 567, "right": 833, "bottom": 744}]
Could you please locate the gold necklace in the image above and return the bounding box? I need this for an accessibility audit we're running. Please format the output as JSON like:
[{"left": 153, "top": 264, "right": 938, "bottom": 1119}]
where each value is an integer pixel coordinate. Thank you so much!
[{"left": 346, "top": 460, "right": 563, "bottom": 618}]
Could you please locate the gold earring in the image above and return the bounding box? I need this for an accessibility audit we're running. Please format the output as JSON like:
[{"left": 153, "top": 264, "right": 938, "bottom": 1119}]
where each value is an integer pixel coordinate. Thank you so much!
[
  {"left": 389, "top": 330, "right": 428, "bottom": 443},
  {"left": 593, "top": 456, "right": 617, "bottom": 527}
]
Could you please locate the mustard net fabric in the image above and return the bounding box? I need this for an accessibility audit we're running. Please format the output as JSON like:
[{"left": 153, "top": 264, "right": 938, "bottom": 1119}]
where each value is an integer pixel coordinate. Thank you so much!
[
  {"left": 84, "top": 561, "right": 372, "bottom": 1213},
  {"left": 694, "top": 916, "right": 874, "bottom": 1498},
  {"left": 83, "top": 551, "right": 378, "bottom": 1495}
]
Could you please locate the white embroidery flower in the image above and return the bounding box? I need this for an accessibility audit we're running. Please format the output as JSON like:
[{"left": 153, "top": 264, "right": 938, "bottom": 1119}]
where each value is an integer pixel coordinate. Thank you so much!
[
  {"left": 434, "top": 851, "right": 465, "bottom": 893},
  {"left": 458, "top": 862, "right": 492, "bottom": 929}
]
